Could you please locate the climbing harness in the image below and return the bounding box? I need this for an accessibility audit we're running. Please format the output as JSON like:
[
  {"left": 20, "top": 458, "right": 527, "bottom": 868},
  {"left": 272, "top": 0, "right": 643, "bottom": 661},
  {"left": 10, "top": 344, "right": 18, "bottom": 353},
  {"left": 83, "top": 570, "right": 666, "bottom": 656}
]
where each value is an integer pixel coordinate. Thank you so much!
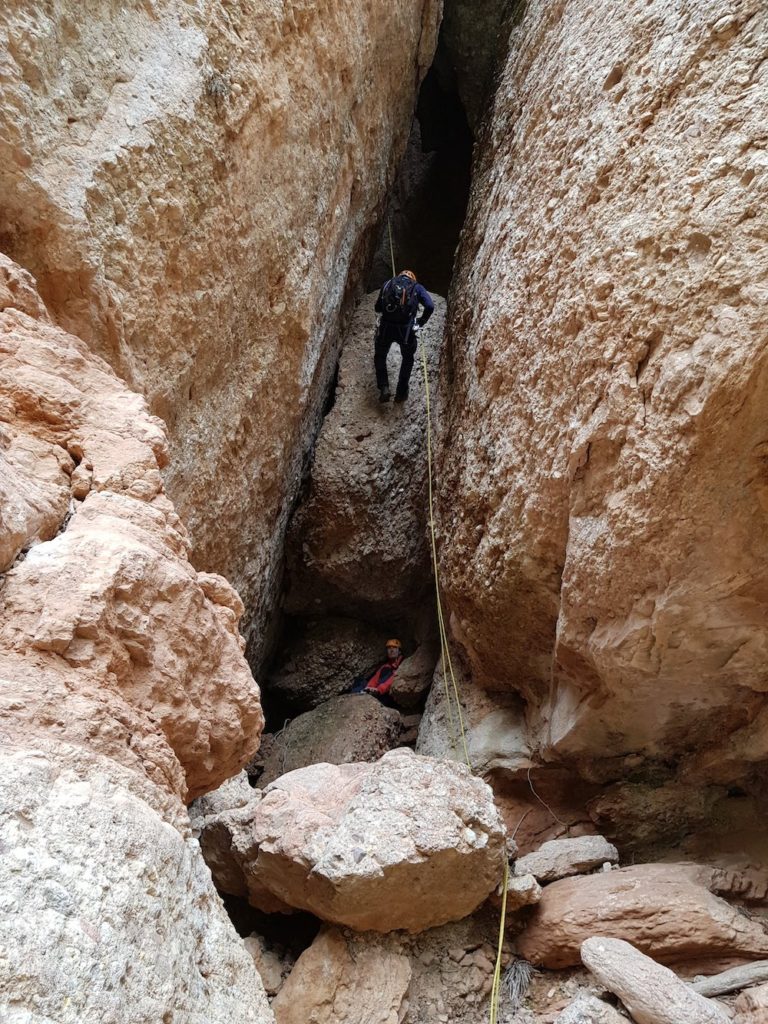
[{"left": 386, "top": 221, "right": 508, "bottom": 1023}]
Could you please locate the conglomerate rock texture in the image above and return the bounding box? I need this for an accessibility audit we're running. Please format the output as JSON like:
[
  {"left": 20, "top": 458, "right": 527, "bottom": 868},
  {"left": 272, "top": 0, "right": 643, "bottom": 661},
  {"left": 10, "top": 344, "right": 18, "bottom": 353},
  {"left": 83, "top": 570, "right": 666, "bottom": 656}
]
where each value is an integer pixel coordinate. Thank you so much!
[
  {"left": 0, "top": 0, "right": 441, "bottom": 659},
  {"left": 0, "top": 255, "right": 270, "bottom": 1022},
  {"left": 436, "top": 0, "right": 768, "bottom": 790}
]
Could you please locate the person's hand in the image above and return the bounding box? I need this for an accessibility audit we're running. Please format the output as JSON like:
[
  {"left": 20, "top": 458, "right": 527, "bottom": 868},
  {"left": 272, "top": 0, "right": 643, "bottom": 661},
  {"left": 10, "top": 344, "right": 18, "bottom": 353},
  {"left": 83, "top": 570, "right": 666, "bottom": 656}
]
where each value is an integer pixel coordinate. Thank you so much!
[{"left": 412, "top": 323, "right": 422, "bottom": 335}]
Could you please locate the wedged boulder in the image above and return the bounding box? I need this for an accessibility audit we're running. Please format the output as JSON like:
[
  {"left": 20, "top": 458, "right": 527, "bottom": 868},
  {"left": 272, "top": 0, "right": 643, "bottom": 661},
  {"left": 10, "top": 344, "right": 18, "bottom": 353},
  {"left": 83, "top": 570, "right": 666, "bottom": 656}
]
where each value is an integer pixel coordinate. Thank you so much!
[
  {"left": 195, "top": 749, "right": 506, "bottom": 932},
  {"left": 506, "top": 873, "right": 542, "bottom": 911},
  {"left": 272, "top": 927, "right": 411, "bottom": 1024},
  {"left": 581, "top": 937, "right": 729, "bottom": 1024},
  {"left": 252, "top": 696, "right": 402, "bottom": 787},
  {"left": 515, "top": 835, "right": 619, "bottom": 884},
  {"left": 272, "top": 913, "right": 502, "bottom": 1023},
  {"left": 283, "top": 293, "right": 446, "bottom": 622},
  {"left": 388, "top": 641, "right": 439, "bottom": 708},
  {"left": 554, "top": 995, "right": 629, "bottom": 1024},
  {"left": 266, "top": 616, "right": 385, "bottom": 713},
  {"left": 516, "top": 864, "right": 768, "bottom": 969}
]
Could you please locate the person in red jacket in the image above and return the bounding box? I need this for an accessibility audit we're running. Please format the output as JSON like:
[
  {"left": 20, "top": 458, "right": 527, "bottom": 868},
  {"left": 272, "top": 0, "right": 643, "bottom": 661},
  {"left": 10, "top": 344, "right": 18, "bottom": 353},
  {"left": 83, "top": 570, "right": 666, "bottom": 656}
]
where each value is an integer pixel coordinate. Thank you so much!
[{"left": 349, "top": 640, "right": 403, "bottom": 707}]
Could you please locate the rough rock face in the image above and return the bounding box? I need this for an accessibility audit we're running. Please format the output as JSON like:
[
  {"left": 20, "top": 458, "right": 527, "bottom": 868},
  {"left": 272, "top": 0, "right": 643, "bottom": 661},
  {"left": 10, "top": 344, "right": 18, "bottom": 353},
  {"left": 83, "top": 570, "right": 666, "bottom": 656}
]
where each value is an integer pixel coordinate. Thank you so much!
[
  {"left": 554, "top": 995, "right": 629, "bottom": 1024},
  {"left": 0, "top": 256, "right": 268, "bottom": 1021},
  {"left": 272, "top": 914, "right": 503, "bottom": 1024},
  {"left": 735, "top": 983, "right": 768, "bottom": 1022},
  {"left": 436, "top": 0, "right": 768, "bottom": 791},
  {"left": 581, "top": 937, "right": 729, "bottom": 1024},
  {"left": 266, "top": 615, "right": 385, "bottom": 713},
  {"left": 272, "top": 927, "right": 412, "bottom": 1024},
  {"left": 253, "top": 695, "right": 402, "bottom": 787},
  {"left": 515, "top": 864, "right": 768, "bottom": 969},
  {"left": 284, "top": 292, "right": 446, "bottom": 622},
  {"left": 0, "top": 0, "right": 441, "bottom": 657},
  {"left": 194, "top": 749, "right": 506, "bottom": 932}
]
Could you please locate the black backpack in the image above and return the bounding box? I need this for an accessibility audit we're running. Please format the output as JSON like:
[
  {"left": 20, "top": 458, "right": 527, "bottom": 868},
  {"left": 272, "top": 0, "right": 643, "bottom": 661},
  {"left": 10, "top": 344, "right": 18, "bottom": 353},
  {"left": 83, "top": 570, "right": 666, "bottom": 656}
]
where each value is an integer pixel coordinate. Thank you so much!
[{"left": 381, "top": 275, "right": 419, "bottom": 323}]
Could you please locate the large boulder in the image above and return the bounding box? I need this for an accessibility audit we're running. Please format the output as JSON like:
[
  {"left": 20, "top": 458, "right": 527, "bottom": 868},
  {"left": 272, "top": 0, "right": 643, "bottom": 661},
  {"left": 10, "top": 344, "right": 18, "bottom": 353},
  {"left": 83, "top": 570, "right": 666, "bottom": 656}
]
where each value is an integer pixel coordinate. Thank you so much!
[
  {"left": 195, "top": 749, "right": 507, "bottom": 932},
  {"left": 253, "top": 696, "right": 402, "bottom": 787},
  {"left": 581, "top": 937, "right": 729, "bottom": 1024},
  {"left": 284, "top": 292, "right": 446, "bottom": 622},
  {"left": 0, "top": 257, "right": 269, "bottom": 1021},
  {"left": 435, "top": 0, "right": 768, "bottom": 799},
  {"left": 554, "top": 995, "right": 630, "bottom": 1024},
  {"left": 516, "top": 864, "right": 768, "bottom": 969}
]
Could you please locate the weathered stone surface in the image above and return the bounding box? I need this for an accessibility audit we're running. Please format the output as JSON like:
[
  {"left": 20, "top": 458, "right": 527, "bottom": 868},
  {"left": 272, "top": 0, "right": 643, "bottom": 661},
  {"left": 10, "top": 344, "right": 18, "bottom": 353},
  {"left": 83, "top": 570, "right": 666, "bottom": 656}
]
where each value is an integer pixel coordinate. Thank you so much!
[
  {"left": 254, "top": 695, "right": 402, "bottom": 787},
  {"left": 441, "top": 0, "right": 515, "bottom": 129},
  {"left": 554, "top": 994, "right": 629, "bottom": 1024},
  {"left": 515, "top": 835, "right": 619, "bottom": 884},
  {"left": 436, "top": 0, "right": 768, "bottom": 791},
  {"left": 284, "top": 292, "right": 446, "bottom": 622},
  {"left": 272, "top": 927, "right": 411, "bottom": 1024},
  {"left": 273, "top": 913, "right": 502, "bottom": 1024},
  {"left": 266, "top": 616, "right": 385, "bottom": 713},
  {"left": 243, "top": 933, "right": 293, "bottom": 998},
  {"left": 0, "top": 258, "right": 269, "bottom": 1021},
  {"left": 389, "top": 640, "right": 439, "bottom": 707},
  {"left": 506, "top": 872, "right": 542, "bottom": 910},
  {"left": 196, "top": 749, "right": 506, "bottom": 932},
  {"left": 0, "top": 745, "right": 274, "bottom": 1024},
  {"left": 0, "top": 0, "right": 441, "bottom": 659},
  {"left": 734, "top": 982, "right": 768, "bottom": 1022},
  {"left": 581, "top": 937, "right": 729, "bottom": 1024},
  {"left": 417, "top": 658, "right": 531, "bottom": 777},
  {"left": 516, "top": 864, "right": 768, "bottom": 969}
]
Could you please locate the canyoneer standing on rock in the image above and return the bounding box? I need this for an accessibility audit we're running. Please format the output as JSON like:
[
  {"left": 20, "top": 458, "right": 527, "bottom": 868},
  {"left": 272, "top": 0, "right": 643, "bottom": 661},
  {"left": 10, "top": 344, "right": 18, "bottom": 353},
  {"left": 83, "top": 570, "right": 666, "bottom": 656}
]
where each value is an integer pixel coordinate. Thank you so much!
[{"left": 374, "top": 269, "right": 434, "bottom": 404}]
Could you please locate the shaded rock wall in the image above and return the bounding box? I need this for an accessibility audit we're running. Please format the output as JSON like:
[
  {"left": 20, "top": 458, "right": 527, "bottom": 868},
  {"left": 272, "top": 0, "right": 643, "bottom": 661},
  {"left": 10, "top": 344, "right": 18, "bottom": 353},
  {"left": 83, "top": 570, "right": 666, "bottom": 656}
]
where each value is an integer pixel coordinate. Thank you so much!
[
  {"left": 436, "top": 1, "right": 768, "bottom": 791},
  {"left": 0, "top": 255, "right": 269, "bottom": 1021},
  {"left": 0, "top": 0, "right": 441, "bottom": 661}
]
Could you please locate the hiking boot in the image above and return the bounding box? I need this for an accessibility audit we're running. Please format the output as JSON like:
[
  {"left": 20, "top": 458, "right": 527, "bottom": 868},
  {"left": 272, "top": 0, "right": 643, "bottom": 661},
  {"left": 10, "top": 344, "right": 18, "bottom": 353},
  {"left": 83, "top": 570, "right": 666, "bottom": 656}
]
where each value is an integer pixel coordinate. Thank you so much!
[
  {"left": 379, "top": 387, "right": 391, "bottom": 403},
  {"left": 394, "top": 389, "right": 408, "bottom": 403}
]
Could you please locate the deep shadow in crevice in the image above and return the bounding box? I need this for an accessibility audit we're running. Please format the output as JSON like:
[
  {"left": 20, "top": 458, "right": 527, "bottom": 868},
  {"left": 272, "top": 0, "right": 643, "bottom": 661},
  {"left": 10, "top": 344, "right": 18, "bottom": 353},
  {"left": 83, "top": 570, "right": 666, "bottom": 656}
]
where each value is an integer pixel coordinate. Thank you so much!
[{"left": 368, "top": 31, "right": 473, "bottom": 296}]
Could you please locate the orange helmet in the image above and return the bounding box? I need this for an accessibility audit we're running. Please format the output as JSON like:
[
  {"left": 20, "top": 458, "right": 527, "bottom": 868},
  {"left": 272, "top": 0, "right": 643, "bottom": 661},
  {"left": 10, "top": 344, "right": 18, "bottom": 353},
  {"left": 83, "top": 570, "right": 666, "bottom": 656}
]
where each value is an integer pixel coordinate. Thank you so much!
[
  {"left": 386, "top": 639, "right": 402, "bottom": 649},
  {"left": 399, "top": 270, "right": 417, "bottom": 282}
]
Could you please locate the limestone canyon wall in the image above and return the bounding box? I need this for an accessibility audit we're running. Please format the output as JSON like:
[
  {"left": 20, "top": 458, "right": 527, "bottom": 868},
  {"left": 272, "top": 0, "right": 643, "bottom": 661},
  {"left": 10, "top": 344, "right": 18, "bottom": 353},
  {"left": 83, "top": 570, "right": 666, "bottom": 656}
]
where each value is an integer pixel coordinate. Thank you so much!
[
  {"left": 437, "top": 1, "right": 768, "bottom": 794},
  {"left": 0, "top": 254, "right": 270, "bottom": 1021},
  {"left": 0, "top": 0, "right": 441, "bottom": 660}
]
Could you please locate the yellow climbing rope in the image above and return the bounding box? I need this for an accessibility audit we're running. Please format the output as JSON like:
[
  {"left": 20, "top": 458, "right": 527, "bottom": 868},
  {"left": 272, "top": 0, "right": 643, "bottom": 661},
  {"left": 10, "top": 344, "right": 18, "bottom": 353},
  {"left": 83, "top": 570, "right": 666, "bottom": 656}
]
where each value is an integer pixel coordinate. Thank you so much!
[{"left": 385, "top": 221, "right": 507, "bottom": 1020}]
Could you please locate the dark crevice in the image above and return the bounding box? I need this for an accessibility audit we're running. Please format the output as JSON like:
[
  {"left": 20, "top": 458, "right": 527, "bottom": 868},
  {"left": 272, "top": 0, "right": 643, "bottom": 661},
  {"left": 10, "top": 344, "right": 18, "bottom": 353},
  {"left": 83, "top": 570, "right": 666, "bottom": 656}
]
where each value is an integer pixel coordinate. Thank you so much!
[{"left": 367, "top": 29, "right": 474, "bottom": 296}]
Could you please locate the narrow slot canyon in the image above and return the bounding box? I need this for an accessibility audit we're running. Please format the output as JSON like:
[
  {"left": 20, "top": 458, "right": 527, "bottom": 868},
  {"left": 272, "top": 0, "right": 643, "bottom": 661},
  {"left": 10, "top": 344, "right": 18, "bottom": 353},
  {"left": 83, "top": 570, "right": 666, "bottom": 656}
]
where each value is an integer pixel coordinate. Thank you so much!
[{"left": 2, "top": 2, "right": 768, "bottom": 1024}]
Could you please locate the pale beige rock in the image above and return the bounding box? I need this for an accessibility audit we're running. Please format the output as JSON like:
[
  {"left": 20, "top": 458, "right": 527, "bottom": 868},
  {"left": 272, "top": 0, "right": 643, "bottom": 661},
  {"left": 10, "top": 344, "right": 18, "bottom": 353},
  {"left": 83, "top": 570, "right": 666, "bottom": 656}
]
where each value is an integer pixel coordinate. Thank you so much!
[
  {"left": 254, "top": 695, "right": 402, "bottom": 787},
  {"left": 436, "top": 0, "right": 768, "bottom": 792},
  {"left": 0, "top": 1, "right": 441, "bottom": 659},
  {"left": 389, "top": 641, "right": 439, "bottom": 708},
  {"left": 284, "top": 292, "right": 446, "bottom": 622},
  {"left": 734, "top": 982, "right": 768, "bottom": 1022},
  {"left": 516, "top": 864, "right": 768, "bottom": 969},
  {"left": 272, "top": 927, "right": 411, "bottom": 1024},
  {"left": 196, "top": 749, "right": 506, "bottom": 931},
  {"left": 506, "top": 872, "right": 543, "bottom": 910},
  {"left": 417, "top": 658, "right": 531, "bottom": 778},
  {"left": 554, "top": 995, "right": 629, "bottom": 1024},
  {"left": 581, "top": 937, "right": 729, "bottom": 1024},
  {"left": 0, "top": 258, "right": 269, "bottom": 1021},
  {"left": 515, "top": 835, "right": 619, "bottom": 884}
]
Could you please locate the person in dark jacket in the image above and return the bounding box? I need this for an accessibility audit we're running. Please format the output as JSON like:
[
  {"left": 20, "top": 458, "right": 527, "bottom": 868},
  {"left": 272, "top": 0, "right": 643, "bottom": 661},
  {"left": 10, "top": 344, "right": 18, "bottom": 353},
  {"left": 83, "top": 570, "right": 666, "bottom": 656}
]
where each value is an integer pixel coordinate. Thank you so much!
[
  {"left": 374, "top": 270, "right": 434, "bottom": 403},
  {"left": 349, "top": 640, "right": 403, "bottom": 707}
]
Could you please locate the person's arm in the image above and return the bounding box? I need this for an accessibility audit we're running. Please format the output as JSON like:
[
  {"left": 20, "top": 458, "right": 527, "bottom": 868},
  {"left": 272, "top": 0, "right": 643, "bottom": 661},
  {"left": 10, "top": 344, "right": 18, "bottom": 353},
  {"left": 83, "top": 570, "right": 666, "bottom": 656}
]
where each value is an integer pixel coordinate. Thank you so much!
[
  {"left": 374, "top": 288, "right": 384, "bottom": 314},
  {"left": 415, "top": 284, "right": 434, "bottom": 326}
]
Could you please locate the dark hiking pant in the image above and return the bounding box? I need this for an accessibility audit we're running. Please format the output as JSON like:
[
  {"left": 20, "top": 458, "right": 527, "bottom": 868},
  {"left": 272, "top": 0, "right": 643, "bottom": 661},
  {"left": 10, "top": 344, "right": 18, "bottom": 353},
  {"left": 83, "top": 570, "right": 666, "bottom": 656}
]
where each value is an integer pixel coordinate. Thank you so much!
[{"left": 374, "top": 321, "right": 416, "bottom": 396}]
